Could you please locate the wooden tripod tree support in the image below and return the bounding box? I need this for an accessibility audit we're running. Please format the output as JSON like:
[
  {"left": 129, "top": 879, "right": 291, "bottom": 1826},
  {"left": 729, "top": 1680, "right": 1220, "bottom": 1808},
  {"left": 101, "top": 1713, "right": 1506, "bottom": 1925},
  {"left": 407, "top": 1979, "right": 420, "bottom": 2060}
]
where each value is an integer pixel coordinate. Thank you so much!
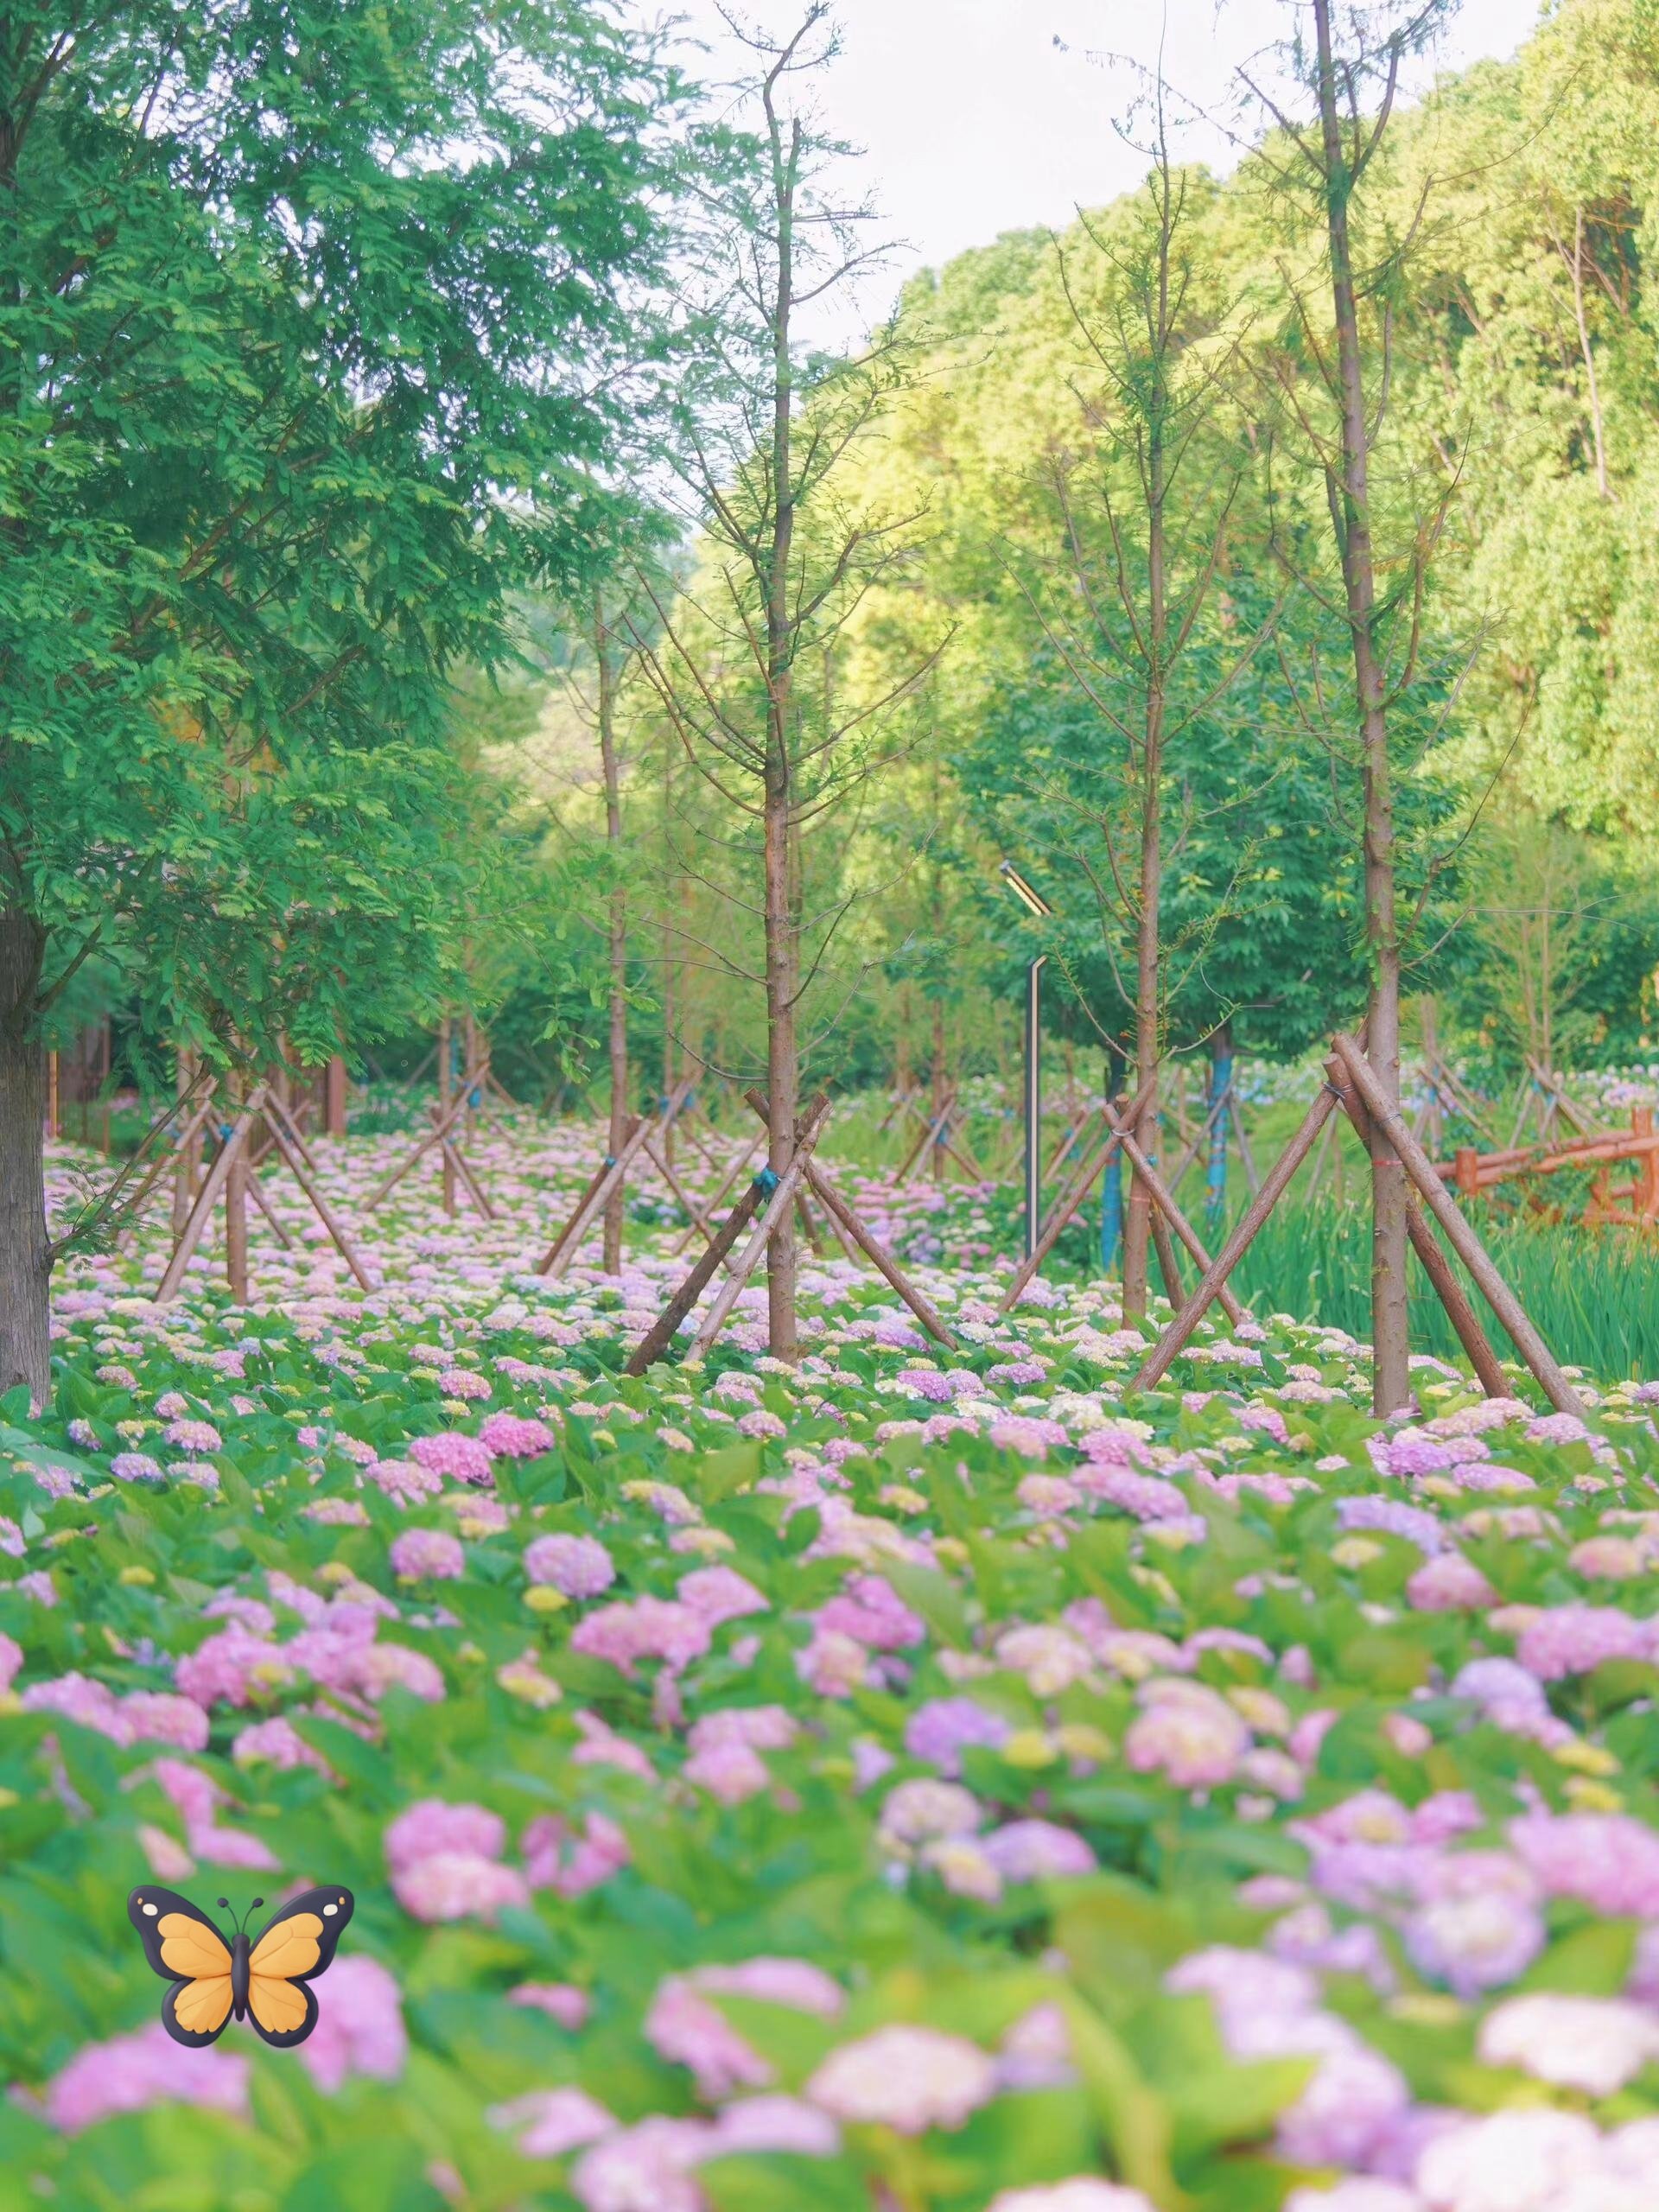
[
  {"left": 154, "top": 1080, "right": 377, "bottom": 1303},
  {"left": 536, "top": 1077, "right": 703, "bottom": 1279},
  {"left": 741, "top": 1090, "right": 955, "bottom": 1344},
  {"left": 115, "top": 1081, "right": 221, "bottom": 1250},
  {"left": 361, "top": 1065, "right": 494, "bottom": 1217},
  {"left": 626, "top": 1090, "right": 958, "bottom": 1375},
  {"left": 625, "top": 1093, "right": 833, "bottom": 1371},
  {"left": 893, "top": 1087, "right": 982, "bottom": 1187},
  {"left": 155, "top": 1087, "right": 268, "bottom": 1300},
  {"left": 670, "top": 1127, "right": 766, "bottom": 1255},
  {"left": 1124, "top": 1033, "right": 1585, "bottom": 1417},
  {"left": 1000, "top": 1071, "right": 1159, "bottom": 1313}
]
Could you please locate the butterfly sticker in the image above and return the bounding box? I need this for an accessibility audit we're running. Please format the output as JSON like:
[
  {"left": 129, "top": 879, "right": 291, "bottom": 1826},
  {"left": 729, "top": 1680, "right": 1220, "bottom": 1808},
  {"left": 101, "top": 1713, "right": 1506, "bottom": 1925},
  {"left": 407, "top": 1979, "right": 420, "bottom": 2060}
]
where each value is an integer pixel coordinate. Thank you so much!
[{"left": 127, "top": 1885, "right": 354, "bottom": 2048}]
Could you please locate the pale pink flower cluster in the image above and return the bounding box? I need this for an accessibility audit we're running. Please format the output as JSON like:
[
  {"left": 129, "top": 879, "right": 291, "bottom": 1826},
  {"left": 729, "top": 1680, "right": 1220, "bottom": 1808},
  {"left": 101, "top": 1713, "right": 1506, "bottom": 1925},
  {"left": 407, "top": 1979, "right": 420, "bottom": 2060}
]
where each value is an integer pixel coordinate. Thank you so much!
[
  {"left": 1477, "top": 1992, "right": 1659, "bottom": 2095},
  {"left": 521, "top": 1808, "right": 631, "bottom": 1897},
  {"left": 478, "top": 1411, "right": 555, "bottom": 1456},
  {"left": 1166, "top": 1945, "right": 1408, "bottom": 2172},
  {"left": 1515, "top": 1604, "right": 1652, "bottom": 1680},
  {"left": 22, "top": 1672, "right": 210, "bottom": 1750},
  {"left": 42, "top": 2021, "right": 249, "bottom": 2133},
  {"left": 523, "top": 1530, "right": 616, "bottom": 1596},
  {"left": 645, "top": 1956, "right": 842, "bottom": 2100},
  {"left": 682, "top": 1703, "right": 796, "bottom": 1802},
  {"left": 389, "top": 1527, "right": 466, "bottom": 1581},
  {"left": 1125, "top": 1680, "right": 1250, "bottom": 1789},
  {"left": 805, "top": 2022, "right": 997, "bottom": 2133},
  {"left": 297, "top": 1954, "right": 407, "bottom": 2094},
  {"left": 385, "top": 1796, "right": 529, "bottom": 1923},
  {"left": 407, "top": 1431, "right": 494, "bottom": 1484},
  {"left": 570, "top": 1596, "right": 713, "bottom": 1675},
  {"left": 1406, "top": 1553, "right": 1497, "bottom": 1612}
]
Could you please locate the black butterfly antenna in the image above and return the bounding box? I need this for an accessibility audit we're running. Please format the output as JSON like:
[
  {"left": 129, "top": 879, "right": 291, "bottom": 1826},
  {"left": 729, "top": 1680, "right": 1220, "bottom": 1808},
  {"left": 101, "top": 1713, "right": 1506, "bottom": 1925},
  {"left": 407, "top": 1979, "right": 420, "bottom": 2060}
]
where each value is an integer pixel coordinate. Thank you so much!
[{"left": 217, "top": 1895, "right": 265, "bottom": 1935}]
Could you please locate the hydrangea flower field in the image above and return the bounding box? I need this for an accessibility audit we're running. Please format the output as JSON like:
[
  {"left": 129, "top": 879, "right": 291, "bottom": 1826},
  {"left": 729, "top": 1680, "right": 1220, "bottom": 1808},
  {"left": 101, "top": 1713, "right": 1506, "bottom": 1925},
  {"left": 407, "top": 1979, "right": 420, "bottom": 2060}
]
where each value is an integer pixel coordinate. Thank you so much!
[{"left": 6, "top": 1117, "right": 1659, "bottom": 2212}]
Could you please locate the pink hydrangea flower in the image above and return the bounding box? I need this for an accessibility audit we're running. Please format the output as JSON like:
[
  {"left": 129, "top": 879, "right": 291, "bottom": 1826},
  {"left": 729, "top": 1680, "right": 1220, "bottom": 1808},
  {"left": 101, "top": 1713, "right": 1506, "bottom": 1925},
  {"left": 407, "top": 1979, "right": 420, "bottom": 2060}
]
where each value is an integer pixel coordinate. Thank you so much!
[
  {"left": 43, "top": 2022, "right": 249, "bottom": 2132},
  {"left": 479, "top": 1412, "right": 556, "bottom": 1457},
  {"left": 522, "top": 1809, "right": 630, "bottom": 1897},
  {"left": 645, "top": 1976, "right": 774, "bottom": 2099},
  {"left": 389, "top": 1528, "right": 466, "bottom": 1581},
  {"left": 408, "top": 1432, "right": 494, "bottom": 1484},
  {"left": 385, "top": 1797, "right": 506, "bottom": 1873},
  {"left": 491, "top": 2084, "right": 616, "bottom": 2158},
  {"left": 122, "top": 1692, "right": 211, "bottom": 1751},
  {"left": 1125, "top": 1681, "right": 1250, "bottom": 1789},
  {"left": 570, "top": 1597, "right": 712, "bottom": 1675},
  {"left": 391, "top": 1851, "right": 531, "bottom": 1923},
  {"left": 232, "top": 1716, "right": 331, "bottom": 1773},
  {"left": 981, "top": 1819, "right": 1098, "bottom": 1882},
  {"left": 806, "top": 2024, "right": 996, "bottom": 2133},
  {"left": 677, "top": 1566, "right": 768, "bottom": 1624},
  {"left": 507, "top": 1982, "right": 591, "bottom": 2029},
  {"left": 523, "top": 1530, "right": 616, "bottom": 1597},
  {"left": 1516, "top": 1605, "right": 1650, "bottom": 1680},
  {"left": 296, "top": 1955, "right": 407, "bottom": 2093},
  {"left": 1407, "top": 1551, "right": 1497, "bottom": 1611}
]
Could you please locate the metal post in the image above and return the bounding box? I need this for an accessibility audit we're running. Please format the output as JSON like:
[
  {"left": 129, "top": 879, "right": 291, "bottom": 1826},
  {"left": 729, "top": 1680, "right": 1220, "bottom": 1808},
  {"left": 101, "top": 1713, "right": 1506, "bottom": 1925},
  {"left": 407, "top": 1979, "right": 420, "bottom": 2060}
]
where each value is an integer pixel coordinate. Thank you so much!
[{"left": 1025, "top": 954, "right": 1046, "bottom": 1260}]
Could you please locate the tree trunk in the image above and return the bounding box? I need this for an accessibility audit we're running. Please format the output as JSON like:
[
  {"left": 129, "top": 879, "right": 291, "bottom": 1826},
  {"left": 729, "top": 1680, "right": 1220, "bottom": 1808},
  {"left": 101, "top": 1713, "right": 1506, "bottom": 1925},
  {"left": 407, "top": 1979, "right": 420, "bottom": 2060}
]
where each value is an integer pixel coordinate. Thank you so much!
[
  {"left": 324, "top": 1054, "right": 347, "bottom": 1138},
  {"left": 596, "top": 594, "right": 628, "bottom": 1274},
  {"left": 0, "top": 910, "right": 51, "bottom": 1408},
  {"left": 438, "top": 1017, "right": 455, "bottom": 1215},
  {"left": 762, "top": 779, "right": 798, "bottom": 1359},
  {"left": 761, "top": 112, "right": 804, "bottom": 1363},
  {"left": 225, "top": 1088, "right": 250, "bottom": 1304},
  {"left": 1313, "top": 0, "right": 1409, "bottom": 1413}
]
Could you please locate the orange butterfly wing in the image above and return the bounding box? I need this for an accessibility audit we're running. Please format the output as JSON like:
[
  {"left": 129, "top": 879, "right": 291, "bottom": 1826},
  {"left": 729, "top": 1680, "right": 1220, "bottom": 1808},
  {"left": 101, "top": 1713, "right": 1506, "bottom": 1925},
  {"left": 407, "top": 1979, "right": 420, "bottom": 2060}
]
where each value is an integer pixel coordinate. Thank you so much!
[
  {"left": 243, "top": 1890, "right": 354, "bottom": 2048},
  {"left": 128, "top": 1891, "right": 236, "bottom": 2048}
]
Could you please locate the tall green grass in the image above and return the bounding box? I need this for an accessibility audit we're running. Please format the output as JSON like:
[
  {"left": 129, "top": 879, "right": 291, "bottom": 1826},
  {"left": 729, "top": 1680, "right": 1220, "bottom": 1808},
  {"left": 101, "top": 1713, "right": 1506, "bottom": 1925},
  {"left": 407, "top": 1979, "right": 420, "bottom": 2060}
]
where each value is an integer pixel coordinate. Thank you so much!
[{"left": 1231, "top": 1198, "right": 1659, "bottom": 1382}]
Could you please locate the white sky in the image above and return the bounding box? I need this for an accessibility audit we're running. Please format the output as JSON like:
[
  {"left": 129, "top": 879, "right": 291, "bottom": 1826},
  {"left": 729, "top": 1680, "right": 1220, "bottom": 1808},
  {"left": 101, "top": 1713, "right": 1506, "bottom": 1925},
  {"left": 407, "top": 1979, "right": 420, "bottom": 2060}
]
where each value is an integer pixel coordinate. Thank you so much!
[{"left": 651, "top": 0, "right": 1545, "bottom": 344}]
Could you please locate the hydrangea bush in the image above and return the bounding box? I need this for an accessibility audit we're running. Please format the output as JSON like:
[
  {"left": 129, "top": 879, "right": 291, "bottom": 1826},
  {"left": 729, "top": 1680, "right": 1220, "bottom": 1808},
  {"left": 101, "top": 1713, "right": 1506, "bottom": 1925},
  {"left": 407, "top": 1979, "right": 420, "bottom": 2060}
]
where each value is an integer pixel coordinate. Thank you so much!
[{"left": 4, "top": 1117, "right": 1659, "bottom": 2210}]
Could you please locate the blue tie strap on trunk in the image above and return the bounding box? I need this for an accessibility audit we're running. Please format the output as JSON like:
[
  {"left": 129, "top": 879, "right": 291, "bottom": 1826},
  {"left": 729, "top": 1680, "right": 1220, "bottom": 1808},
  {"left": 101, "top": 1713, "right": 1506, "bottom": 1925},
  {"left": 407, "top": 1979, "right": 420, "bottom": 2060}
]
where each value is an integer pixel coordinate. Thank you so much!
[
  {"left": 603, "top": 1154, "right": 617, "bottom": 1168},
  {"left": 753, "top": 1166, "right": 780, "bottom": 1194}
]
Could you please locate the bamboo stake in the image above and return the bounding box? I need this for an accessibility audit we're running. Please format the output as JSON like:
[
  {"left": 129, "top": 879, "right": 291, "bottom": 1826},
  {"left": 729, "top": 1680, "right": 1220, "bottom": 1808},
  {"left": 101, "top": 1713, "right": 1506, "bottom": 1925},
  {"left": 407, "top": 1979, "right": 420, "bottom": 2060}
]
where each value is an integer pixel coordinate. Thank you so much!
[
  {"left": 156, "top": 1086, "right": 268, "bottom": 1302},
  {"left": 265, "top": 1085, "right": 319, "bottom": 1173},
  {"left": 801, "top": 1163, "right": 957, "bottom": 1346},
  {"left": 116, "top": 1087, "right": 220, "bottom": 1249},
  {"left": 1128, "top": 1081, "right": 1340, "bottom": 1395},
  {"left": 626, "top": 1180, "right": 770, "bottom": 1375},
  {"left": 362, "top": 1090, "right": 478, "bottom": 1211},
  {"left": 1149, "top": 1207, "right": 1184, "bottom": 1307},
  {"left": 640, "top": 1132, "right": 731, "bottom": 1266},
  {"left": 671, "top": 1131, "right": 764, "bottom": 1255},
  {"left": 688, "top": 1096, "right": 833, "bottom": 1357},
  {"left": 1000, "top": 1071, "right": 1160, "bottom": 1313},
  {"left": 538, "top": 1115, "right": 649, "bottom": 1277},
  {"left": 1325, "top": 1056, "right": 1508, "bottom": 1399},
  {"left": 739, "top": 1089, "right": 951, "bottom": 1342},
  {"left": 262, "top": 1116, "right": 375, "bottom": 1291},
  {"left": 1104, "top": 1098, "right": 1244, "bottom": 1326},
  {"left": 244, "top": 1163, "right": 294, "bottom": 1249},
  {"left": 1332, "top": 1035, "right": 1585, "bottom": 1416},
  {"left": 439, "top": 1128, "right": 496, "bottom": 1220}
]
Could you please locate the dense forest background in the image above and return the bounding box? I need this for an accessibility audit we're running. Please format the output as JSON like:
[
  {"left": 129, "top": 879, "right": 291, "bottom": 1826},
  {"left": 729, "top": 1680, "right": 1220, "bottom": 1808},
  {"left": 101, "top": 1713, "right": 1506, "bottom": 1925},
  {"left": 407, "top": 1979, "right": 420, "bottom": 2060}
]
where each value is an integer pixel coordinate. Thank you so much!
[{"left": 49, "top": 0, "right": 1659, "bottom": 1108}]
